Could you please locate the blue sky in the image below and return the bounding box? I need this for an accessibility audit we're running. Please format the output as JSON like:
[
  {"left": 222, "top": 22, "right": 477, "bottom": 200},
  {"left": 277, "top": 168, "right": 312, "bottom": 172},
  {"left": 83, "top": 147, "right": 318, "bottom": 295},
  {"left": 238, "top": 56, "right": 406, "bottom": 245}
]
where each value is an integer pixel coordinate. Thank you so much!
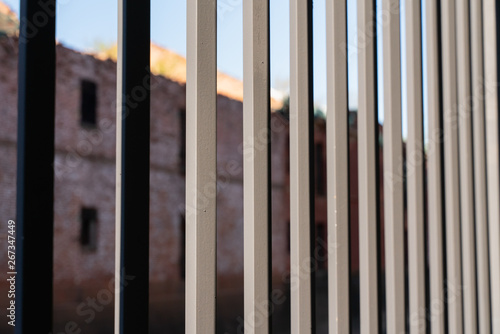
[
  {"left": 4, "top": 0, "right": 424, "bottom": 139},
  {"left": 2, "top": 0, "right": 357, "bottom": 108}
]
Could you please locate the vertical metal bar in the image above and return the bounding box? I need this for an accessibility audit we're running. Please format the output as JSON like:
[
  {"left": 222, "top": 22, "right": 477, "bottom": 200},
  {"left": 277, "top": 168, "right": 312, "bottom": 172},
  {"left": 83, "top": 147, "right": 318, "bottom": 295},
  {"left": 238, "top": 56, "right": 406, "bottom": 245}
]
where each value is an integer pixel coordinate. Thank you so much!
[
  {"left": 382, "top": 0, "right": 405, "bottom": 333},
  {"left": 185, "top": 0, "right": 217, "bottom": 333},
  {"left": 16, "top": 1, "right": 56, "bottom": 333},
  {"left": 290, "top": 0, "right": 314, "bottom": 333},
  {"left": 440, "top": 1, "right": 463, "bottom": 332},
  {"left": 358, "top": 0, "right": 379, "bottom": 332},
  {"left": 406, "top": 1, "right": 427, "bottom": 333},
  {"left": 471, "top": 0, "right": 492, "bottom": 332},
  {"left": 483, "top": 0, "right": 500, "bottom": 332},
  {"left": 115, "top": 0, "right": 151, "bottom": 333},
  {"left": 326, "top": 0, "right": 350, "bottom": 332},
  {"left": 243, "top": 0, "right": 271, "bottom": 333},
  {"left": 425, "top": 0, "right": 445, "bottom": 332},
  {"left": 455, "top": 1, "right": 478, "bottom": 332}
]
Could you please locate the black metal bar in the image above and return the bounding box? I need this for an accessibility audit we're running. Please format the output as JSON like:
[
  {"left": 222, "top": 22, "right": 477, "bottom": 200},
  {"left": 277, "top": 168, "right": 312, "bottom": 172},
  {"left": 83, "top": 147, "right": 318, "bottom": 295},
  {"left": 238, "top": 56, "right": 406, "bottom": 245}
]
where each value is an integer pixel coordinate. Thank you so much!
[
  {"left": 372, "top": 1, "right": 383, "bottom": 331},
  {"left": 306, "top": 1, "right": 317, "bottom": 332},
  {"left": 116, "top": 0, "right": 150, "bottom": 333},
  {"left": 15, "top": 1, "right": 56, "bottom": 333},
  {"left": 435, "top": 1, "right": 449, "bottom": 332}
]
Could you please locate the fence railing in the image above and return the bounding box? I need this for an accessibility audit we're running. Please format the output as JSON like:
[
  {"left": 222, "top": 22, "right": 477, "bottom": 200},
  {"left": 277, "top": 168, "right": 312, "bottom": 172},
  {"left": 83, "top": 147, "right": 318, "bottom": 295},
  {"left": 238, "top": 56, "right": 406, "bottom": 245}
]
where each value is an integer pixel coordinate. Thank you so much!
[{"left": 15, "top": 0, "right": 500, "bottom": 333}]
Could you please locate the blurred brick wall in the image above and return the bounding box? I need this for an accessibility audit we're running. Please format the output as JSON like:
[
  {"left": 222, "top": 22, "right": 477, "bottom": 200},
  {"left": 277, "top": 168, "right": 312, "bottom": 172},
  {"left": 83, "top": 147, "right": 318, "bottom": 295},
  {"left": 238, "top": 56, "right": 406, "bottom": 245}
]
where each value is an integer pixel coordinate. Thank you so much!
[{"left": 0, "top": 36, "right": 291, "bottom": 333}]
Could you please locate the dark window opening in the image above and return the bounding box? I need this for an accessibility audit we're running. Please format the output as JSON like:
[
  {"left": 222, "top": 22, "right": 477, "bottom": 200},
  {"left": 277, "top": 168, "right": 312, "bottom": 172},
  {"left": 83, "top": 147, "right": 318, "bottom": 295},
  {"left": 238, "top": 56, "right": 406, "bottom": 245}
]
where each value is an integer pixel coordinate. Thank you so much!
[
  {"left": 81, "top": 80, "right": 97, "bottom": 127},
  {"left": 315, "top": 143, "right": 326, "bottom": 196},
  {"left": 179, "top": 109, "right": 186, "bottom": 174},
  {"left": 80, "top": 207, "right": 98, "bottom": 251},
  {"left": 180, "top": 215, "right": 186, "bottom": 280}
]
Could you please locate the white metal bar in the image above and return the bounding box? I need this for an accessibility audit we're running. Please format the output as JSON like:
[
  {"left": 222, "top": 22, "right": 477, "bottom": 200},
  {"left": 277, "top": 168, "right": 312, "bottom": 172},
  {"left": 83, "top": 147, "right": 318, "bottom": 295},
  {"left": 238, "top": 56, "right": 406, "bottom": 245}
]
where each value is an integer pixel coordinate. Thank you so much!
[
  {"left": 382, "top": 0, "right": 405, "bottom": 333},
  {"left": 290, "top": 0, "right": 314, "bottom": 332},
  {"left": 483, "top": 1, "right": 500, "bottom": 332},
  {"left": 456, "top": 0, "right": 478, "bottom": 332},
  {"left": 358, "top": 0, "right": 379, "bottom": 332},
  {"left": 406, "top": 1, "right": 426, "bottom": 332},
  {"left": 471, "top": 0, "right": 492, "bottom": 332},
  {"left": 185, "top": 0, "right": 217, "bottom": 333},
  {"left": 441, "top": 1, "right": 464, "bottom": 332},
  {"left": 243, "top": 0, "right": 270, "bottom": 333},
  {"left": 326, "top": 0, "right": 350, "bottom": 332},
  {"left": 425, "top": 0, "right": 445, "bottom": 332}
]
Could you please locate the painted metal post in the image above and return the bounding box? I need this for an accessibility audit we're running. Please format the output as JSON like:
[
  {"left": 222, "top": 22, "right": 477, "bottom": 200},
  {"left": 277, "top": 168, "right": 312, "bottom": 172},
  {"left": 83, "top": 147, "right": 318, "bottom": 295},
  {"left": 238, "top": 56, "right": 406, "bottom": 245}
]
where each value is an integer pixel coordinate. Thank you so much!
[
  {"left": 358, "top": 0, "right": 379, "bottom": 332},
  {"left": 326, "top": 0, "right": 350, "bottom": 332},
  {"left": 290, "top": 0, "right": 315, "bottom": 332},
  {"left": 441, "top": 1, "right": 464, "bottom": 332},
  {"left": 470, "top": 0, "right": 492, "bottom": 332},
  {"left": 483, "top": 1, "right": 500, "bottom": 332},
  {"left": 243, "top": 0, "right": 271, "bottom": 333},
  {"left": 456, "top": 0, "right": 478, "bottom": 332},
  {"left": 382, "top": 0, "right": 405, "bottom": 332},
  {"left": 185, "top": 0, "right": 217, "bottom": 333}
]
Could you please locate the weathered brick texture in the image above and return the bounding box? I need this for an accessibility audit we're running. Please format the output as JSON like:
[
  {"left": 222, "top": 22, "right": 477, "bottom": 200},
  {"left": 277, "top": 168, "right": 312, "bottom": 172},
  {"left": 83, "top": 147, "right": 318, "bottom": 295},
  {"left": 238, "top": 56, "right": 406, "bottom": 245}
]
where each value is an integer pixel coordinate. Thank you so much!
[{"left": 0, "top": 36, "right": 291, "bottom": 333}]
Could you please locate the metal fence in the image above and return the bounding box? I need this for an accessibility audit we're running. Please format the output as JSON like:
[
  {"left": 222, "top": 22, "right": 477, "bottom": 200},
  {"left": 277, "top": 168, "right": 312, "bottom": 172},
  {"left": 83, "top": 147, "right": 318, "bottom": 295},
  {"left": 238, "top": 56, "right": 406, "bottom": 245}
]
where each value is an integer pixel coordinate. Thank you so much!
[{"left": 14, "top": 0, "right": 500, "bottom": 334}]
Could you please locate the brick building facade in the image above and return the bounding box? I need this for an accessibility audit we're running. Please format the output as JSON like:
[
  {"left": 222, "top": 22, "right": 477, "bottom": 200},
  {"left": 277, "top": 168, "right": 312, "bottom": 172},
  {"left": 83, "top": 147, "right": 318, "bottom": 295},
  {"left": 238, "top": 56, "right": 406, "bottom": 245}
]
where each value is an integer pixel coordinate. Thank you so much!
[
  {"left": 0, "top": 4, "right": 395, "bottom": 332},
  {"left": 0, "top": 32, "right": 296, "bottom": 332}
]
